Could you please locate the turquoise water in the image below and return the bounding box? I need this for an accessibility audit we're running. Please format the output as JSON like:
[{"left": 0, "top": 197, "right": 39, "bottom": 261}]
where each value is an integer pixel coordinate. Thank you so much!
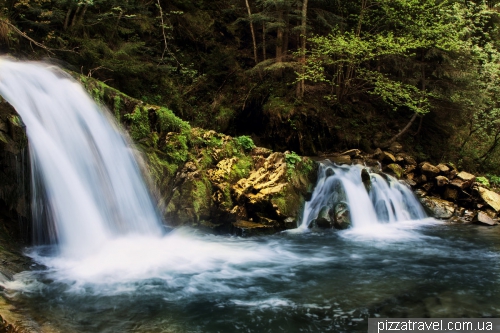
[{"left": 3, "top": 222, "right": 500, "bottom": 333}]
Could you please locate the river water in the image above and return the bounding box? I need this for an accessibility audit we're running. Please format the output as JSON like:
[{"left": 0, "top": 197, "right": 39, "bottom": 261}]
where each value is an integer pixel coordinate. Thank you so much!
[{"left": 3, "top": 222, "right": 500, "bottom": 333}]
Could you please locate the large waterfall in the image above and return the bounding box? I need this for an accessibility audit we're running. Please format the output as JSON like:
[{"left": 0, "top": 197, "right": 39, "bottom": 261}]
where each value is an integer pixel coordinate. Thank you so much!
[
  {"left": 300, "top": 161, "right": 427, "bottom": 231},
  {"left": 0, "top": 58, "right": 163, "bottom": 256}
]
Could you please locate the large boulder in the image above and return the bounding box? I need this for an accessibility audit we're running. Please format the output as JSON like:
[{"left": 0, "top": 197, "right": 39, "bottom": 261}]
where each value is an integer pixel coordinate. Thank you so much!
[
  {"left": 477, "top": 187, "right": 500, "bottom": 212},
  {"left": 419, "top": 197, "right": 455, "bottom": 219},
  {"left": 473, "top": 211, "right": 497, "bottom": 226}
]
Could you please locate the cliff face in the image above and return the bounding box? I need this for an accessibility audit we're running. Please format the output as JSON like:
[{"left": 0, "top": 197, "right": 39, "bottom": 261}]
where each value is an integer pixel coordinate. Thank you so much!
[{"left": 0, "top": 97, "right": 30, "bottom": 244}]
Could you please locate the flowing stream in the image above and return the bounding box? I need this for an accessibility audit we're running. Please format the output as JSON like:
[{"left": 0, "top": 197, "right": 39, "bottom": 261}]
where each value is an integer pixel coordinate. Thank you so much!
[{"left": 0, "top": 59, "right": 499, "bottom": 333}]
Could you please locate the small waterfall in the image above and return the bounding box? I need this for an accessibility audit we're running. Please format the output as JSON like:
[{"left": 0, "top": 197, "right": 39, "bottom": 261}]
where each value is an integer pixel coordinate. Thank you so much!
[
  {"left": 0, "top": 58, "right": 163, "bottom": 256},
  {"left": 299, "top": 161, "right": 427, "bottom": 230}
]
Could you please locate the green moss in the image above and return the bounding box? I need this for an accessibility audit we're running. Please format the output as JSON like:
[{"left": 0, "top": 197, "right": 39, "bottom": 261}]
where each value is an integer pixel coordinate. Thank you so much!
[
  {"left": 113, "top": 95, "right": 122, "bottom": 122},
  {"left": 124, "top": 106, "right": 151, "bottom": 141},
  {"left": 229, "top": 156, "right": 253, "bottom": 181},
  {"left": 165, "top": 132, "right": 189, "bottom": 166},
  {"left": 147, "top": 151, "right": 178, "bottom": 184},
  {"left": 192, "top": 177, "right": 211, "bottom": 216},
  {"left": 156, "top": 107, "right": 190, "bottom": 133},
  {"left": 220, "top": 185, "right": 233, "bottom": 210}
]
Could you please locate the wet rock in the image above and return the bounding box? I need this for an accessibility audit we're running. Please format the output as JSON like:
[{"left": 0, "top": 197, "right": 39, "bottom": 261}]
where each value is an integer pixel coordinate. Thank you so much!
[
  {"left": 435, "top": 176, "right": 449, "bottom": 187},
  {"left": 325, "top": 168, "right": 335, "bottom": 178},
  {"left": 315, "top": 206, "right": 333, "bottom": 228},
  {"left": 361, "top": 168, "right": 371, "bottom": 192},
  {"left": 473, "top": 211, "right": 497, "bottom": 226},
  {"left": 436, "top": 163, "right": 450, "bottom": 173},
  {"left": 419, "top": 197, "right": 455, "bottom": 219},
  {"left": 386, "top": 164, "right": 404, "bottom": 179},
  {"left": 333, "top": 202, "right": 351, "bottom": 229},
  {"left": 477, "top": 187, "right": 500, "bottom": 212},
  {"left": 420, "top": 162, "right": 440, "bottom": 178},
  {"left": 283, "top": 217, "right": 297, "bottom": 229},
  {"left": 340, "top": 149, "right": 362, "bottom": 158},
  {"left": 329, "top": 155, "right": 351, "bottom": 164},
  {"left": 232, "top": 220, "right": 276, "bottom": 236},
  {"left": 404, "top": 179, "right": 417, "bottom": 187}
]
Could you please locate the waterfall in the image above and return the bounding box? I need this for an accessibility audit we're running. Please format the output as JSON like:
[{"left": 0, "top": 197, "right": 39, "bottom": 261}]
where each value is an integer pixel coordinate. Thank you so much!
[
  {"left": 0, "top": 58, "right": 163, "bottom": 256},
  {"left": 299, "top": 161, "right": 427, "bottom": 230}
]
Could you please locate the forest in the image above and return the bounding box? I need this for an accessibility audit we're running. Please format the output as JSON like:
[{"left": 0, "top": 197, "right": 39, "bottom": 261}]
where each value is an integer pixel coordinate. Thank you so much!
[{"left": 1, "top": 0, "right": 500, "bottom": 174}]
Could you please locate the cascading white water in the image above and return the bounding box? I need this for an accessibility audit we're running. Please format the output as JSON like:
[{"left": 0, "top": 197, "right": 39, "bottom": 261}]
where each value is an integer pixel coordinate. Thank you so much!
[
  {"left": 0, "top": 58, "right": 163, "bottom": 256},
  {"left": 299, "top": 161, "right": 427, "bottom": 231}
]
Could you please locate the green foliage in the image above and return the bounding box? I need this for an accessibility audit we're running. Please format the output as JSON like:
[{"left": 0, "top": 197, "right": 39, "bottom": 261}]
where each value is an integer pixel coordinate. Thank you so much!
[
  {"left": 285, "top": 151, "right": 301, "bottom": 168},
  {"left": 487, "top": 174, "right": 500, "bottom": 187},
  {"left": 235, "top": 135, "right": 255, "bottom": 151},
  {"left": 476, "top": 176, "right": 490, "bottom": 187}
]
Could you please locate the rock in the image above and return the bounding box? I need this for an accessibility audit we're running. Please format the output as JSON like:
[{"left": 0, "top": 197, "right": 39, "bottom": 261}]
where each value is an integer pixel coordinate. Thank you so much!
[
  {"left": 415, "top": 174, "right": 427, "bottom": 184},
  {"left": 420, "top": 162, "right": 440, "bottom": 178},
  {"left": 232, "top": 220, "right": 276, "bottom": 236},
  {"left": 402, "top": 154, "right": 417, "bottom": 166},
  {"left": 436, "top": 163, "right": 450, "bottom": 173},
  {"left": 340, "top": 149, "right": 361, "bottom": 158},
  {"left": 386, "top": 163, "right": 404, "bottom": 179},
  {"left": 373, "top": 149, "right": 396, "bottom": 163},
  {"left": 315, "top": 206, "right": 333, "bottom": 228},
  {"left": 452, "top": 171, "right": 475, "bottom": 189},
  {"left": 435, "top": 176, "right": 449, "bottom": 187},
  {"left": 333, "top": 203, "right": 351, "bottom": 229},
  {"left": 419, "top": 197, "right": 455, "bottom": 219},
  {"left": 405, "top": 165, "right": 416, "bottom": 174},
  {"left": 422, "top": 182, "right": 434, "bottom": 192},
  {"left": 329, "top": 155, "right": 351, "bottom": 164},
  {"left": 361, "top": 168, "right": 371, "bottom": 192},
  {"left": 443, "top": 186, "right": 459, "bottom": 201},
  {"left": 414, "top": 189, "right": 427, "bottom": 198},
  {"left": 251, "top": 147, "right": 273, "bottom": 157},
  {"left": 283, "top": 217, "right": 296, "bottom": 229},
  {"left": 325, "top": 168, "right": 335, "bottom": 178},
  {"left": 477, "top": 187, "right": 500, "bottom": 212},
  {"left": 473, "top": 212, "right": 497, "bottom": 226},
  {"left": 457, "top": 171, "right": 475, "bottom": 182},
  {"left": 388, "top": 141, "right": 403, "bottom": 153},
  {"left": 404, "top": 179, "right": 417, "bottom": 187},
  {"left": 448, "top": 169, "right": 457, "bottom": 179}
]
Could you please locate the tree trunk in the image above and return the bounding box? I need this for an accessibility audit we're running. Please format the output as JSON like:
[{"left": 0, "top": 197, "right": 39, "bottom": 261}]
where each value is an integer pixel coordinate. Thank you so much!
[
  {"left": 297, "top": 0, "right": 308, "bottom": 98},
  {"left": 386, "top": 112, "right": 418, "bottom": 146},
  {"left": 245, "top": 0, "right": 258, "bottom": 64},
  {"left": 276, "top": 10, "right": 283, "bottom": 63},
  {"left": 70, "top": 5, "right": 81, "bottom": 27},
  {"left": 262, "top": 23, "right": 266, "bottom": 61},
  {"left": 63, "top": 6, "right": 72, "bottom": 31}
]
